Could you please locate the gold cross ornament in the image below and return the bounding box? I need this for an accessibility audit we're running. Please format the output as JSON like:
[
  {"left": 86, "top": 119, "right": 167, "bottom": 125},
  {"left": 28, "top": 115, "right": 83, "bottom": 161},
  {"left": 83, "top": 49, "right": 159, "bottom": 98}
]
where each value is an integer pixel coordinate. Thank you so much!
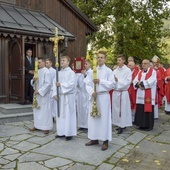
[{"left": 49, "top": 27, "right": 64, "bottom": 67}]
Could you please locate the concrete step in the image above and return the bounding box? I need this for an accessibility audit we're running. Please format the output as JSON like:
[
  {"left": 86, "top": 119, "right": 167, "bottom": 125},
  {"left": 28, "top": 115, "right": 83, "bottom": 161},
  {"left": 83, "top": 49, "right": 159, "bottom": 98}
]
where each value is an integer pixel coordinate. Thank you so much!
[
  {"left": 0, "top": 112, "right": 33, "bottom": 124},
  {"left": 0, "top": 103, "right": 33, "bottom": 124},
  {"left": 0, "top": 103, "right": 32, "bottom": 114}
]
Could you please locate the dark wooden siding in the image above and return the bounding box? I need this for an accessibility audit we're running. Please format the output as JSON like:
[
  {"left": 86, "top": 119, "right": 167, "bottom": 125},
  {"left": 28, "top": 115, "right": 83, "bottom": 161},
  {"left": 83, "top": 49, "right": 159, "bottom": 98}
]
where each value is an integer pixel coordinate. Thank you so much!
[
  {"left": 14, "top": 0, "right": 92, "bottom": 59},
  {"left": 0, "top": 0, "right": 96, "bottom": 103},
  {"left": 0, "top": 36, "right": 9, "bottom": 103}
]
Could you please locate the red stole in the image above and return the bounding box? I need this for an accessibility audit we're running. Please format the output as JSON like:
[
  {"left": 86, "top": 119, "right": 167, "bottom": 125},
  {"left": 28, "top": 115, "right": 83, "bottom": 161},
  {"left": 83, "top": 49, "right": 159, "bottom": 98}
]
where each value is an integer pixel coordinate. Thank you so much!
[
  {"left": 128, "top": 68, "right": 139, "bottom": 110},
  {"left": 109, "top": 90, "right": 114, "bottom": 110},
  {"left": 138, "top": 68, "right": 153, "bottom": 112}
]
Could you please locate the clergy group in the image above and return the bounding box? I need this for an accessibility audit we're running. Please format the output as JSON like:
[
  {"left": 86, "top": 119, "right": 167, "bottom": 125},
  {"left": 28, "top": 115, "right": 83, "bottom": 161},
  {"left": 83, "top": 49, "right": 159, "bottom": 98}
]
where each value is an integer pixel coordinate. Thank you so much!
[{"left": 29, "top": 51, "right": 170, "bottom": 151}]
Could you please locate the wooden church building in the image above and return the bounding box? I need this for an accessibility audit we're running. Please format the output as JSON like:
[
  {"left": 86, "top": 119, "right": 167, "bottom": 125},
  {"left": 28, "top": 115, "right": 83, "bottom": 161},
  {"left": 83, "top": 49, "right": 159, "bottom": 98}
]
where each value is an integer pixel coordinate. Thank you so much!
[{"left": 0, "top": 0, "right": 97, "bottom": 104}]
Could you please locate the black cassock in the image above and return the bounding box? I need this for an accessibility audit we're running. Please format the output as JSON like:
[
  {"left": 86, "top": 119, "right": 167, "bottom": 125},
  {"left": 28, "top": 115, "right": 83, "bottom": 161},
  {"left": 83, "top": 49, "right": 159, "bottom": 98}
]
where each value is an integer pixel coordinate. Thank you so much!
[{"left": 135, "top": 104, "right": 154, "bottom": 129}]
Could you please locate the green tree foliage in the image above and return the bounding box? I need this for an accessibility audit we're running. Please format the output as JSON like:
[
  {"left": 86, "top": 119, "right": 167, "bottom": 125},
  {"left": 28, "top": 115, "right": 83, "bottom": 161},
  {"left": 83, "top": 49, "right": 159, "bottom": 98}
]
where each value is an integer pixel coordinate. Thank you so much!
[{"left": 71, "top": 0, "right": 170, "bottom": 64}]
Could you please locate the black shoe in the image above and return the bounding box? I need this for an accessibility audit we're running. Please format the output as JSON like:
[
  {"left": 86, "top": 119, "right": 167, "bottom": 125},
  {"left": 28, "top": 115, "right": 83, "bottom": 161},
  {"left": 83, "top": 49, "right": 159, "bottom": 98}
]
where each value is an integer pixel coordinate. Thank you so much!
[
  {"left": 145, "top": 128, "right": 153, "bottom": 131},
  {"left": 165, "top": 111, "right": 170, "bottom": 115},
  {"left": 115, "top": 127, "right": 119, "bottom": 131},
  {"left": 65, "top": 136, "right": 72, "bottom": 141},
  {"left": 78, "top": 128, "right": 84, "bottom": 131},
  {"left": 116, "top": 127, "right": 126, "bottom": 131},
  {"left": 55, "top": 135, "right": 65, "bottom": 138},
  {"left": 83, "top": 128, "right": 88, "bottom": 133},
  {"left": 138, "top": 127, "right": 146, "bottom": 130},
  {"left": 117, "top": 128, "right": 123, "bottom": 134}
]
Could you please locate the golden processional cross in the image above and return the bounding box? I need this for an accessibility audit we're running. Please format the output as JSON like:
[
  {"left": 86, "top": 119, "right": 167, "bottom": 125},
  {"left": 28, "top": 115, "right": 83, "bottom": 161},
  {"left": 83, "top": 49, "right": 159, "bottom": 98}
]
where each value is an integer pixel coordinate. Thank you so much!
[
  {"left": 49, "top": 27, "right": 64, "bottom": 117},
  {"left": 49, "top": 27, "right": 64, "bottom": 67}
]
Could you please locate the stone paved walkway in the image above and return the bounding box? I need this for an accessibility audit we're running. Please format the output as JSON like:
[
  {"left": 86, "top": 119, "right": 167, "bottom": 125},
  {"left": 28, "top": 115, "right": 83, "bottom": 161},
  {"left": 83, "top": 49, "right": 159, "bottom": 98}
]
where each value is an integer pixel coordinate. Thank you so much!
[{"left": 0, "top": 110, "right": 170, "bottom": 170}]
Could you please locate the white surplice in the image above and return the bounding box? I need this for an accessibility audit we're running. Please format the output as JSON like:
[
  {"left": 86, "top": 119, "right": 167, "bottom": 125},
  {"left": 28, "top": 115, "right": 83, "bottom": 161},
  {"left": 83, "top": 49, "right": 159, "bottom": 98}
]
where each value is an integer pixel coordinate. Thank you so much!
[
  {"left": 75, "top": 73, "right": 82, "bottom": 117},
  {"left": 86, "top": 64, "right": 113, "bottom": 141},
  {"left": 77, "top": 69, "right": 92, "bottom": 128},
  {"left": 133, "top": 68, "right": 157, "bottom": 106},
  {"left": 112, "top": 65, "right": 132, "bottom": 128},
  {"left": 165, "top": 97, "right": 170, "bottom": 111},
  {"left": 48, "top": 67, "right": 57, "bottom": 118},
  {"left": 53, "top": 67, "right": 77, "bottom": 136},
  {"left": 32, "top": 67, "right": 53, "bottom": 130},
  {"left": 154, "top": 104, "right": 159, "bottom": 118},
  {"left": 164, "top": 78, "right": 170, "bottom": 112}
]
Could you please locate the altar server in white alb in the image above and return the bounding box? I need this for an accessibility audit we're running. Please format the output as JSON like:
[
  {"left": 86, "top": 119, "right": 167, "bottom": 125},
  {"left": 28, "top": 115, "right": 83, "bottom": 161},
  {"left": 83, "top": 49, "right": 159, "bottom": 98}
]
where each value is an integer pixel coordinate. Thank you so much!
[
  {"left": 53, "top": 56, "right": 77, "bottom": 141},
  {"left": 30, "top": 57, "right": 53, "bottom": 134},
  {"left": 85, "top": 50, "right": 113, "bottom": 151},
  {"left": 45, "top": 58, "right": 57, "bottom": 119},
  {"left": 77, "top": 59, "right": 92, "bottom": 132},
  {"left": 112, "top": 54, "right": 132, "bottom": 134}
]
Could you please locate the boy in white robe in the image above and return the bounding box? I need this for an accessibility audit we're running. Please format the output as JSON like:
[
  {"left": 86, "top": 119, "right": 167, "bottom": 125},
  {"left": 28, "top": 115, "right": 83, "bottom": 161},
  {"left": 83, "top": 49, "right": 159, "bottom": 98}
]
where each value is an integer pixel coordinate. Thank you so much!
[
  {"left": 112, "top": 54, "right": 132, "bottom": 134},
  {"left": 53, "top": 56, "right": 77, "bottom": 141},
  {"left": 45, "top": 58, "right": 57, "bottom": 119},
  {"left": 77, "top": 59, "right": 92, "bottom": 132},
  {"left": 85, "top": 51, "right": 113, "bottom": 151},
  {"left": 30, "top": 57, "right": 53, "bottom": 134},
  {"left": 71, "top": 63, "right": 81, "bottom": 120}
]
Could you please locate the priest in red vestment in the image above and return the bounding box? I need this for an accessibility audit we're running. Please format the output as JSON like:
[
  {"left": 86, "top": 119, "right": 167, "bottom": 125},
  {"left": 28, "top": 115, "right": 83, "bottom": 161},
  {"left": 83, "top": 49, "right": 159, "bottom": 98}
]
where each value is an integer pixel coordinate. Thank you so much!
[{"left": 133, "top": 59, "right": 157, "bottom": 131}]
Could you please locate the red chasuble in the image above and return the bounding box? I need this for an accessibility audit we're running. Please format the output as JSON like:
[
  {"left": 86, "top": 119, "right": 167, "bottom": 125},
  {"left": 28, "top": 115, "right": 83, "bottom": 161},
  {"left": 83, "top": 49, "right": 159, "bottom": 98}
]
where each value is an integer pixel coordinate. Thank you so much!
[
  {"left": 138, "top": 68, "right": 153, "bottom": 112},
  {"left": 128, "top": 68, "right": 139, "bottom": 110},
  {"left": 165, "top": 68, "right": 170, "bottom": 103},
  {"left": 154, "top": 68, "right": 165, "bottom": 108}
]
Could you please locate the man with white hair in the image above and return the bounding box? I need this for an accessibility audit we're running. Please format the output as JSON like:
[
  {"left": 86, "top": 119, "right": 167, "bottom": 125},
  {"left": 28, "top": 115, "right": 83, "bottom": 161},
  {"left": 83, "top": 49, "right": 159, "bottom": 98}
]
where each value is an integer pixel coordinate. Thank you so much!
[{"left": 133, "top": 59, "right": 157, "bottom": 131}]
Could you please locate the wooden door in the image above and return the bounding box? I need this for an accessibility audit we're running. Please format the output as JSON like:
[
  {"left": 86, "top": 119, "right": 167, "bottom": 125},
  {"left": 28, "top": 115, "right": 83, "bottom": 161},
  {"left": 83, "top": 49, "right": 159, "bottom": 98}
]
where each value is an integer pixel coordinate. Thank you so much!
[{"left": 9, "top": 37, "right": 25, "bottom": 103}]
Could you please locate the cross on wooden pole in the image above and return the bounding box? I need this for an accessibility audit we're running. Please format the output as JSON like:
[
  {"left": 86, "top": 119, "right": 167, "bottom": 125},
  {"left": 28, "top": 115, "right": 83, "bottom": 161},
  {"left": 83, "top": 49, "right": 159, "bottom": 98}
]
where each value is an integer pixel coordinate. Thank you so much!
[
  {"left": 49, "top": 27, "right": 64, "bottom": 67},
  {"left": 49, "top": 27, "right": 64, "bottom": 117}
]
